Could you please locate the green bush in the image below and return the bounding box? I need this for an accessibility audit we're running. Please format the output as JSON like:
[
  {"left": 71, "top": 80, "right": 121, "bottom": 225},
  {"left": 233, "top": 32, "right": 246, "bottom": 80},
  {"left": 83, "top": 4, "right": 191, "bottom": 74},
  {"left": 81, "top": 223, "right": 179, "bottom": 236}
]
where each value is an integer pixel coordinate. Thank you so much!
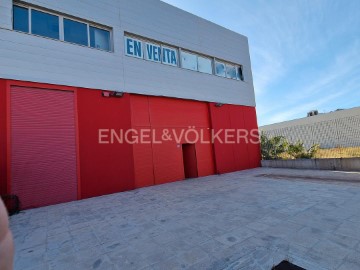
[
  {"left": 260, "top": 133, "right": 319, "bottom": 160},
  {"left": 260, "top": 133, "right": 288, "bottom": 160},
  {"left": 287, "top": 141, "right": 320, "bottom": 159}
]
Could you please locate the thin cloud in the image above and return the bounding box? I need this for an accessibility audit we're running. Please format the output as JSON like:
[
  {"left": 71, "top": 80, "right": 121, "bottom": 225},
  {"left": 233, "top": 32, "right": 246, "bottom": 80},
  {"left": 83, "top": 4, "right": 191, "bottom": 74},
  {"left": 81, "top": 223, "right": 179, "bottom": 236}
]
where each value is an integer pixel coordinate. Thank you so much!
[
  {"left": 286, "top": 41, "right": 360, "bottom": 102},
  {"left": 265, "top": 89, "right": 354, "bottom": 124}
]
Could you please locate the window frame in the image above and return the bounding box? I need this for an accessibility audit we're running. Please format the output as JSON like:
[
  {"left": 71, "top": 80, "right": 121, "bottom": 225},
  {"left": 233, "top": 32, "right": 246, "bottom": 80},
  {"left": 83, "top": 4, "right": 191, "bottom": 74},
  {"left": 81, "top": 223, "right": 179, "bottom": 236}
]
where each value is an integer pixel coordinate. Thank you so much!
[
  {"left": 215, "top": 60, "right": 226, "bottom": 78},
  {"left": 30, "top": 8, "right": 60, "bottom": 40},
  {"left": 124, "top": 36, "right": 144, "bottom": 59},
  {"left": 12, "top": 3, "right": 113, "bottom": 52},
  {"left": 13, "top": 5, "right": 29, "bottom": 33},
  {"left": 197, "top": 55, "right": 213, "bottom": 75},
  {"left": 89, "top": 25, "right": 112, "bottom": 52},
  {"left": 144, "top": 41, "right": 162, "bottom": 63},
  {"left": 63, "top": 17, "right": 89, "bottom": 47},
  {"left": 161, "top": 45, "right": 179, "bottom": 67},
  {"left": 180, "top": 50, "right": 198, "bottom": 71},
  {"left": 225, "top": 64, "right": 237, "bottom": 80}
]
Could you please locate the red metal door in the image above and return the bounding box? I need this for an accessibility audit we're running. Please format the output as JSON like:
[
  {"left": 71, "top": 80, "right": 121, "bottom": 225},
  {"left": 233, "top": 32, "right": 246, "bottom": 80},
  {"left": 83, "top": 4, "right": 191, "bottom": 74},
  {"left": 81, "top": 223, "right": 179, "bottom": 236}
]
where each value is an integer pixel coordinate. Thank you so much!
[
  {"left": 10, "top": 86, "right": 77, "bottom": 209},
  {"left": 182, "top": 144, "right": 198, "bottom": 179}
]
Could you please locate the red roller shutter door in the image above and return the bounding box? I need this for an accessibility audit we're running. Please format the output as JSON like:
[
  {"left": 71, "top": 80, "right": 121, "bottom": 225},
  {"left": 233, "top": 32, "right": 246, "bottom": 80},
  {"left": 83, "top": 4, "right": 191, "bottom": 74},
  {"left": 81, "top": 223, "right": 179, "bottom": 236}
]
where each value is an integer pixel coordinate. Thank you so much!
[{"left": 10, "top": 86, "right": 77, "bottom": 209}]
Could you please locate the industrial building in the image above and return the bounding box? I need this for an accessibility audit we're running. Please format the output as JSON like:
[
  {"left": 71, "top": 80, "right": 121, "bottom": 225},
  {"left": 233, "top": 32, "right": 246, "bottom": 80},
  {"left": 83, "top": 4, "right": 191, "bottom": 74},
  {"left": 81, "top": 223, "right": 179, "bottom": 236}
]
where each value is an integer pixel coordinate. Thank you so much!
[
  {"left": 260, "top": 107, "right": 360, "bottom": 148},
  {"left": 0, "top": 0, "right": 260, "bottom": 209}
]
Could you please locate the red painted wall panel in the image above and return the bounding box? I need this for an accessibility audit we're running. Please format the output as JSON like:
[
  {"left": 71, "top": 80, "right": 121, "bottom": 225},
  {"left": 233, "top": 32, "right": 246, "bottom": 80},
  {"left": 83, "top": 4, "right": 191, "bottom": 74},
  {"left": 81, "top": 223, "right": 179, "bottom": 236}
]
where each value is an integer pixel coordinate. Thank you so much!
[
  {"left": 10, "top": 86, "right": 77, "bottom": 209},
  {"left": 151, "top": 98, "right": 215, "bottom": 183},
  {"left": 130, "top": 95, "right": 154, "bottom": 188},
  {"left": 243, "top": 106, "right": 261, "bottom": 168},
  {"left": 131, "top": 95, "right": 151, "bottom": 127},
  {"left": 130, "top": 95, "right": 215, "bottom": 187},
  {"left": 228, "top": 106, "right": 250, "bottom": 171},
  {"left": 152, "top": 138, "right": 185, "bottom": 185},
  {"left": 77, "top": 89, "right": 135, "bottom": 199},
  {"left": 209, "top": 104, "right": 236, "bottom": 173},
  {"left": 132, "top": 127, "right": 155, "bottom": 188},
  {"left": 0, "top": 80, "right": 7, "bottom": 195},
  {"left": 209, "top": 103, "right": 260, "bottom": 173},
  {"left": 149, "top": 97, "right": 210, "bottom": 128},
  {"left": 195, "top": 128, "right": 215, "bottom": 177}
]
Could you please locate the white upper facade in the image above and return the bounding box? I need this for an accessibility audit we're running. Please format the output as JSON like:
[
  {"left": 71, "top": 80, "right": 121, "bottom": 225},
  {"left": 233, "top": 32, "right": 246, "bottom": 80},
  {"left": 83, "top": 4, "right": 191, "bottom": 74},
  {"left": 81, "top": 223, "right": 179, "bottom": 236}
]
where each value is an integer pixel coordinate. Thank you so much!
[{"left": 0, "top": 0, "right": 256, "bottom": 106}]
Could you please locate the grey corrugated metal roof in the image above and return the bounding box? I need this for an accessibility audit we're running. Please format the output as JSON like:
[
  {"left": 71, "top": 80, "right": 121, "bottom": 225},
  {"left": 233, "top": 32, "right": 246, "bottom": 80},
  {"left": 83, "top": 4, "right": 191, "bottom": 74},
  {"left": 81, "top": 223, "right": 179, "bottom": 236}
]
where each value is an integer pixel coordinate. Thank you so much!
[{"left": 260, "top": 106, "right": 360, "bottom": 130}]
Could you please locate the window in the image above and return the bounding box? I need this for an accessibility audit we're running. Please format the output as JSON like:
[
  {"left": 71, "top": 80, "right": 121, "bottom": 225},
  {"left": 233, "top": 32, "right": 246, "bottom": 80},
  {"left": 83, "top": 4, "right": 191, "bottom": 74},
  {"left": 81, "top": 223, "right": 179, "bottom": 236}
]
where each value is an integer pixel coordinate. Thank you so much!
[
  {"left": 198, "top": 56, "right": 212, "bottom": 74},
  {"left": 237, "top": 66, "right": 244, "bottom": 81},
  {"left": 181, "top": 51, "right": 197, "bottom": 71},
  {"left": 13, "top": 5, "right": 29, "bottom": 33},
  {"left": 124, "top": 36, "right": 143, "bottom": 58},
  {"left": 31, "top": 9, "right": 59, "bottom": 39},
  {"left": 145, "top": 42, "right": 161, "bottom": 62},
  {"left": 162, "top": 46, "right": 178, "bottom": 66},
  {"left": 123, "top": 34, "right": 244, "bottom": 81},
  {"left": 226, "top": 64, "right": 237, "bottom": 80},
  {"left": 64, "top": 18, "right": 88, "bottom": 46},
  {"left": 215, "top": 61, "right": 226, "bottom": 77},
  {"left": 12, "top": 4, "right": 112, "bottom": 51},
  {"left": 90, "top": 26, "right": 111, "bottom": 51}
]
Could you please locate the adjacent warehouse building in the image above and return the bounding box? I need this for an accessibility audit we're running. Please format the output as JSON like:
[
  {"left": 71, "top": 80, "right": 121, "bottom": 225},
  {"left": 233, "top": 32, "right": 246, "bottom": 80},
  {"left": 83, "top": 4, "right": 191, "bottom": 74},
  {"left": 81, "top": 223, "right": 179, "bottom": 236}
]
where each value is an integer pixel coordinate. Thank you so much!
[
  {"left": 0, "top": 0, "right": 260, "bottom": 209},
  {"left": 260, "top": 107, "right": 360, "bottom": 148}
]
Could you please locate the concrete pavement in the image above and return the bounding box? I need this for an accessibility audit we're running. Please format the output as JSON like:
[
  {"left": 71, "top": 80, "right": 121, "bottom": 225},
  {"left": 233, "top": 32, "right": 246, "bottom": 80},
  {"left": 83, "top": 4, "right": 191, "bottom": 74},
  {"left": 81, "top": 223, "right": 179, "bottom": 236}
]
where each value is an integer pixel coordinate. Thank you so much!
[{"left": 9, "top": 168, "right": 360, "bottom": 270}]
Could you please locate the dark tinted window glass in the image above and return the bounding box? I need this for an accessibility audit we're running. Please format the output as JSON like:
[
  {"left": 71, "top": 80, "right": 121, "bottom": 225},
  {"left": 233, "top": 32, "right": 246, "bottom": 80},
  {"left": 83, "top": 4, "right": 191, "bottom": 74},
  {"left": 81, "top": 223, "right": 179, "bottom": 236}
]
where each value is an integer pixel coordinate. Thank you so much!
[
  {"left": 64, "top": 18, "right": 88, "bottom": 46},
  {"left": 31, "top": 10, "right": 59, "bottom": 39},
  {"left": 226, "top": 65, "right": 237, "bottom": 79},
  {"left": 237, "top": 66, "right": 244, "bottom": 81},
  {"left": 90, "top": 26, "right": 110, "bottom": 51},
  {"left": 215, "top": 62, "right": 226, "bottom": 77},
  {"left": 13, "top": 5, "right": 29, "bottom": 33}
]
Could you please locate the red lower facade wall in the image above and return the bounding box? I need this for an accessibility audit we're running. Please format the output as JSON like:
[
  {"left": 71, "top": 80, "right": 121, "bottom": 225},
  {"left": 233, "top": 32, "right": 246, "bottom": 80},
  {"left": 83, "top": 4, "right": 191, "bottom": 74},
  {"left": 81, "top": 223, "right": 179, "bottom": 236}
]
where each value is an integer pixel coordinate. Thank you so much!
[
  {"left": 209, "top": 103, "right": 261, "bottom": 174},
  {"left": 76, "top": 88, "right": 135, "bottom": 199},
  {"left": 130, "top": 95, "right": 215, "bottom": 187},
  {"left": 0, "top": 79, "right": 261, "bottom": 208}
]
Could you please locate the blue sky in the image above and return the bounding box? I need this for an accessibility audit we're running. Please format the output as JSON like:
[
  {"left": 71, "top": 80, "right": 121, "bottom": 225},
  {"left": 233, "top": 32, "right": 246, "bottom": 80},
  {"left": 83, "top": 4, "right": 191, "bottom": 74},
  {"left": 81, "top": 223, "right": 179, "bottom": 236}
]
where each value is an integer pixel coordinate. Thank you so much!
[{"left": 162, "top": 0, "right": 360, "bottom": 126}]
